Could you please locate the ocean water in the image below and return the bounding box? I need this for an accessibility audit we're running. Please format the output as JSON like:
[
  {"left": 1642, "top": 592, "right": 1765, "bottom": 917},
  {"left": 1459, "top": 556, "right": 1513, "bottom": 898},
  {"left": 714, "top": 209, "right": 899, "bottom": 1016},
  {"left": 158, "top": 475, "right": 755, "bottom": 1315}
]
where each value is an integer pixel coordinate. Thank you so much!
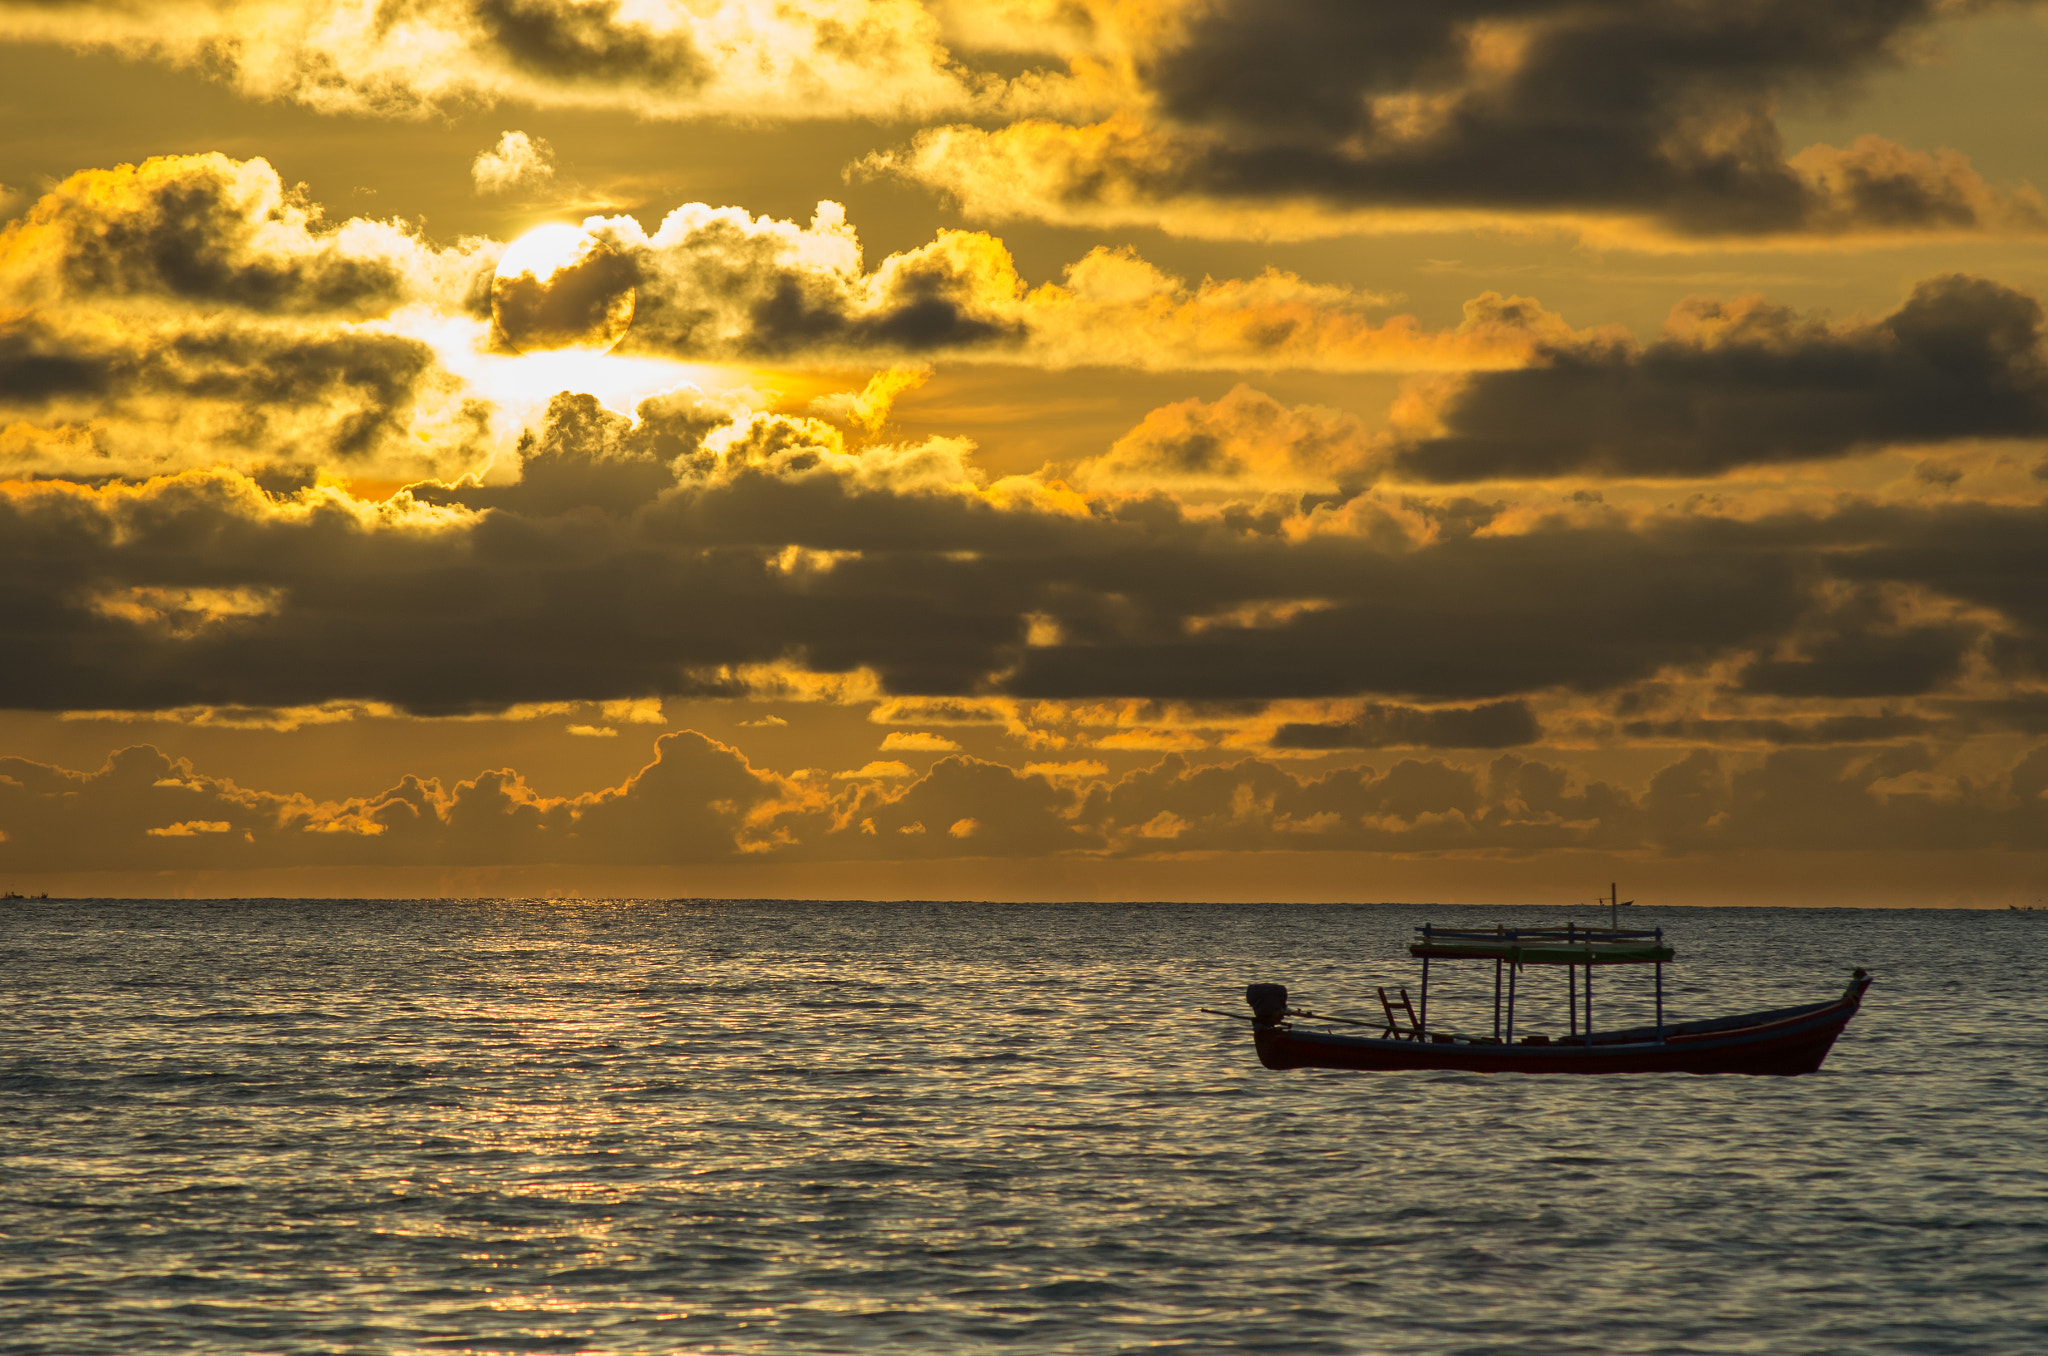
[{"left": 3, "top": 898, "right": 2044, "bottom": 1355}]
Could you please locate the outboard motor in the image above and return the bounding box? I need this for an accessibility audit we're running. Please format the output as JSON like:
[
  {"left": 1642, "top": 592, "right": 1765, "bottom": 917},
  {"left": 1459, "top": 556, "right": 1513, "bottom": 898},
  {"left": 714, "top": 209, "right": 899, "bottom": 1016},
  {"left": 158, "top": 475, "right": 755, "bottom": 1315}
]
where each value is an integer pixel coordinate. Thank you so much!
[{"left": 1246, "top": 983, "right": 1290, "bottom": 1027}]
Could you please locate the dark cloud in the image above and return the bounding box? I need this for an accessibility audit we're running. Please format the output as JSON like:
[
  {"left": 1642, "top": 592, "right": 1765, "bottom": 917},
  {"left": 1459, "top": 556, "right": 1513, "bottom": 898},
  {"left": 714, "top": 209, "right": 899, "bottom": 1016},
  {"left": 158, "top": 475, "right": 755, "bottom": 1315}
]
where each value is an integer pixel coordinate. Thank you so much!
[
  {"left": 1714, "top": 581, "right": 1982, "bottom": 702},
  {"left": 1393, "top": 275, "right": 2048, "bottom": 481},
  {"left": 474, "top": 0, "right": 710, "bottom": 89},
  {"left": 1079, "top": 741, "right": 2048, "bottom": 858},
  {"left": 830, "top": 756, "right": 1092, "bottom": 858},
  {"left": 1620, "top": 714, "right": 1936, "bottom": 746},
  {"left": 0, "top": 318, "right": 110, "bottom": 402},
  {"left": 3, "top": 389, "right": 2046, "bottom": 722},
  {"left": 418, "top": 393, "right": 714, "bottom": 516},
  {"left": 843, "top": 254, "right": 1026, "bottom": 354},
  {"left": 1078, "top": 752, "right": 1632, "bottom": 854},
  {"left": 1934, "top": 697, "right": 2048, "bottom": 735},
  {"left": 1739, "top": 631, "right": 1976, "bottom": 699},
  {"left": 601, "top": 212, "right": 1029, "bottom": 362},
  {"left": 491, "top": 238, "right": 639, "bottom": 353},
  {"left": 10, "top": 154, "right": 408, "bottom": 315},
  {"left": 1271, "top": 700, "right": 1539, "bottom": 749},
  {"left": 1006, "top": 517, "right": 1806, "bottom": 701},
  {"left": 0, "top": 155, "right": 1533, "bottom": 391},
  {"left": 0, "top": 155, "right": 475, "bottom": 474},
  {"left": 1806, "top": 499, "right": 2048, "bottom": 681},
  {"left": 1093, "top": 756, "right": 1413, "bottom": 853},
  {"left": 0, "top": 319, "right": 441, "bottom": 460},
  {"left": 1131, "top": 0, "right": 2037, "bottom": 236}
]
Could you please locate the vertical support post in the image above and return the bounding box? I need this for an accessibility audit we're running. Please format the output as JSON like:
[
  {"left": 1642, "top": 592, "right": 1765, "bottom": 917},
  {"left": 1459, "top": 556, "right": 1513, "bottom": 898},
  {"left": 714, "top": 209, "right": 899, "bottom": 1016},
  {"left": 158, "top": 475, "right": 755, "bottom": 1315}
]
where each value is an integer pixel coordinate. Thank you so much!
[
  {"left": 1585, "top": 963, "right": 1594, "bottom": 1044},
  {"left": 1506, "top": 957, "right": 1517, "bottom": 1042},
  {"left": 1654, "top": 928, "right": 1664, "bottom": 1042},
  {"left": 1567, "top": 922, "right": 1577, "bottom": 1036},
  {"left": 1493, "top": 957, "right": 1503, "bottom": 1039},
  {"left": 1419, "top": 954, "right": 1430, "bottom": 1038}
]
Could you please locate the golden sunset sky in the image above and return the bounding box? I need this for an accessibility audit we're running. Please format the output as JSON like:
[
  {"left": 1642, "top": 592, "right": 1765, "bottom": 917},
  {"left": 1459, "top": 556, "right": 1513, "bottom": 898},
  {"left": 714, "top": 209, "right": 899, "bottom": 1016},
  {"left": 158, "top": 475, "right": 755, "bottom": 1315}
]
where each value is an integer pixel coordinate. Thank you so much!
[{"left": 5, "top": 1, "right": 2048, "bottom": 903}]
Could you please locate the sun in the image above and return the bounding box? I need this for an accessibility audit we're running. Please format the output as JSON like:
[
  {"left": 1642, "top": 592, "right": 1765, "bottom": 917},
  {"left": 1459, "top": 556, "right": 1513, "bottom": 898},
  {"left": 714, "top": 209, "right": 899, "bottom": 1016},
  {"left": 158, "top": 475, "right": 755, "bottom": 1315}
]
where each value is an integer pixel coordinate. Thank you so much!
[
  {"left": 495, "top": 223, "right": 595, "bottom": 281},
  {"left": 490, "top": 224, "right": 637, "bottom": 354}
]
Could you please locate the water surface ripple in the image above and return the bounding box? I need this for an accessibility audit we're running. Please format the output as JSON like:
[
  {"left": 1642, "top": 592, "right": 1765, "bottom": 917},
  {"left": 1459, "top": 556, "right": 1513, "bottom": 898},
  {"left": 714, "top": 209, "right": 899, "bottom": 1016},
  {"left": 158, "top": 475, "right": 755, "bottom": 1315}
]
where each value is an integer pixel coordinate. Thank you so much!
[{"left": 3, "top": 899, "right": 2043, "bottom": 1354}]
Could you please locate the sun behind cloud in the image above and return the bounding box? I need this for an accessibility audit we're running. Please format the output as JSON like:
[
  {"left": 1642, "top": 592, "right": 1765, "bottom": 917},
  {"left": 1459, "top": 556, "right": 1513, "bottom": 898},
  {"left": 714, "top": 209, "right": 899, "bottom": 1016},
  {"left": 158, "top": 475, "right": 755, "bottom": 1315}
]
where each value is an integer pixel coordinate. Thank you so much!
[{"left": 490, "top": 224, "right": 637, "bottom": 354}]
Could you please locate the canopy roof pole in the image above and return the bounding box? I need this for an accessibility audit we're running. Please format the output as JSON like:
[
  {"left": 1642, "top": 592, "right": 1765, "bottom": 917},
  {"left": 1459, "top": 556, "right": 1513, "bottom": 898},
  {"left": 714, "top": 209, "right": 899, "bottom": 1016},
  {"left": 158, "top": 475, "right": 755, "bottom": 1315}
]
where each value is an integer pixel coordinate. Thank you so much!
[
  {"left": 1493, "top": 957, "right": 1503, "bottom": 1040},
  {"left": 1419, "top": 952, "right": 1430, "bottom": 1038},
  {"left": 1567, "top": 923, "right": 1578, "bottom": 1036},
  {"left": 1655, "top": 928, "right": 1665, "bottom": 1041}
]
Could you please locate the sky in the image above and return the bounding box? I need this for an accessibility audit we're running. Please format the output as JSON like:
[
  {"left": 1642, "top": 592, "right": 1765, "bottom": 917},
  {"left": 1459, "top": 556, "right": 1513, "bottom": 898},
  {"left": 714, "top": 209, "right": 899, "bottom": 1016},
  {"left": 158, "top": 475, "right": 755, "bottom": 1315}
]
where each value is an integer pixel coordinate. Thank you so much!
[{"left": 4, "top": 2, "right": 2048, "bottom": 905}]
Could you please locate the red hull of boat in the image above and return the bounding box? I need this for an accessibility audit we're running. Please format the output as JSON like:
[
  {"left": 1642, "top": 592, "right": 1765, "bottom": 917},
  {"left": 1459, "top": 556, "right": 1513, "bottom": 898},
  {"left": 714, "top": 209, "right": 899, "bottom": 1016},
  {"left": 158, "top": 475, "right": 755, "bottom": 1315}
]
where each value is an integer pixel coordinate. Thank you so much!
[{"left": 1252, "top": 977, "right": 1871, "bottom": 1076}]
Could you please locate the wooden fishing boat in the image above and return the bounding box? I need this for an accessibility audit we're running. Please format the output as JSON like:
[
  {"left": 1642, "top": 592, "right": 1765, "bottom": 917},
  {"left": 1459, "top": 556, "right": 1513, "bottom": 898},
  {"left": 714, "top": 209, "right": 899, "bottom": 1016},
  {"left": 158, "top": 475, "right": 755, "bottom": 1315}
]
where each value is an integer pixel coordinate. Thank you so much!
[{"left": 1228, "top": 915, "right": 1872, "bottom": 1076}]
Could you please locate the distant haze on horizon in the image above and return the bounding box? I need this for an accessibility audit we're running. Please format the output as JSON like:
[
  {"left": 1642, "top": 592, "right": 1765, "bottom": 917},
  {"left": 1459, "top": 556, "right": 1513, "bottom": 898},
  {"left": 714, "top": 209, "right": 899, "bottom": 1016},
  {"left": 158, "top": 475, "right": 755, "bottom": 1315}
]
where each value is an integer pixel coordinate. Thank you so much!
[{"left": 6, "top": 1, "right": 2048, "bottom": 906}]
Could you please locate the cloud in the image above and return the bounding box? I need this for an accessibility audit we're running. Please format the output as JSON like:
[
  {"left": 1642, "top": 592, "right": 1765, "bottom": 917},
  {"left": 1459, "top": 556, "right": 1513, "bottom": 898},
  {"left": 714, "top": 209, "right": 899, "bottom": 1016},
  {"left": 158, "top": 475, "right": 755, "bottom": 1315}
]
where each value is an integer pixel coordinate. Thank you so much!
[
  {"left": 11, "top": 5, "right": 2042, "bottom": 247},
  {"left": 7, "top": 158, "right": 2048, "bottom": 753},
  {"left": 0, "top": 730, "right": 804, "bottom": 870},
  {"left": 0, "top": 1, "right": 986, "bottom": 121},
  {"left": 1071, "top": 384, "right": 1375, "bottom": 494},
  {"left": 880, "top": 731, "right": 961, "bottom": 751},
  {"left": 1618, "top": 714, "right": 1937, "bottom": 747},
  {"left": 875, "top": 1, "right": 2048, "bottom": 245},
  {"left": 146, "top": 819, "right": 233, "bottom": 837},
  {"left": 586, "top": 203, "right": 1027, "bottom": 362},
  {"left": 1000, "top": 253, "right": 1578, "bottom": 373},
  {"left": 0, "top": 154, "right": 1595, "bottom": 494},
  {"left": 9, "top": 731, "right": 2048, "bottom": 874},
  {"left": 1, "top": 154, "right": 419, "bottom": 315},
  {"left": 1023, "top": 760, "right": 1107, "bottom": 780},
  {"left": 834, "top": 755, "right": 1089, "bottom": 856},
  {"left": 836, "top": 761, "right": 915, "bottom": 779},
  {"left": 1735, "top": 584, "right": 1981, "bottom": 699},
  {"left": 1271, "top": 700, "right": 1540, "bottom": 750},
  {"left": 490, "top": 227, "right": 639, "bottom": 353},
  {"left": 998, "top": 513, "right": 1809, "bottom": 704},
  {"left": 810, "top": 364, "right": 932, "bottom": 434},
  {"left": 1081, "top": 742, "right": 2048, "bottom": 857},
  {"left": 592, "top": 203, "right": 1579, "bottom": 370},
  {"left": 0, "top": 317, "right": 451, "bottom": 470},
  {"left": 0, "top": 155, "right": 492, "bottom": 480},
  {"left": 473, "top": 130, "right": 558, "bottom": 195},
  {"left": 8, "top": 403, "right": 2047, "bottom": 724},
  {"left": 1390, "top": 275, "right": 2048, "bottom": 481}
]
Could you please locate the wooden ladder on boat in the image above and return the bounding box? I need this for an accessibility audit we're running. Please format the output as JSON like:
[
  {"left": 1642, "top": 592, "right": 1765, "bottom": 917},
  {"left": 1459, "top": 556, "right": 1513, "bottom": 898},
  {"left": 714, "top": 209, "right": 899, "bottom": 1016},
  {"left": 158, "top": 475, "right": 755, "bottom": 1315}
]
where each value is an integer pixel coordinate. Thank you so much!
[{"left": 1377, "top": 986, "right": 1422, "bottom": 1040}]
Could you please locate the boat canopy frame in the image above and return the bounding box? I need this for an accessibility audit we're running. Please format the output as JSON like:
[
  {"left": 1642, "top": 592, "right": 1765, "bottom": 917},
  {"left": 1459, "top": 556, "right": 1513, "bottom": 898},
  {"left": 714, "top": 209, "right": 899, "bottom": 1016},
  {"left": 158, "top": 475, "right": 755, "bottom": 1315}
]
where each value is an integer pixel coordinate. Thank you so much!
[{"left": 1410, "top": 921, "right": 1672, "bottom": 1045}]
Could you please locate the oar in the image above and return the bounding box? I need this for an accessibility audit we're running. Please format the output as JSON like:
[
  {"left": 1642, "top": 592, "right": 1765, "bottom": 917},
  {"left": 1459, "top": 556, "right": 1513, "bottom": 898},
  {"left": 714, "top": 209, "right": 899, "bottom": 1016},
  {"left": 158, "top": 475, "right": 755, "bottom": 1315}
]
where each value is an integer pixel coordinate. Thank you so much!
[
  {"left": 1287, "top": 1007, "right": 1381, "bottom": 1028},
  {"left": 1198, "top": 1006, "right": 1381, "bottom": 1028}
]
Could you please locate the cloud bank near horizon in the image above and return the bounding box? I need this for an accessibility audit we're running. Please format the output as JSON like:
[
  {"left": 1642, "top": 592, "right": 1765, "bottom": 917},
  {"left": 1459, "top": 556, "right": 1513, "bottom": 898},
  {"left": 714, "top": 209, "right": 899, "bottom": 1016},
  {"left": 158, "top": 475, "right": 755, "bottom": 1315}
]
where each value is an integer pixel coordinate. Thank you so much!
[{"left": 8, "top": 729, "right": 2046, "bottom": 874}]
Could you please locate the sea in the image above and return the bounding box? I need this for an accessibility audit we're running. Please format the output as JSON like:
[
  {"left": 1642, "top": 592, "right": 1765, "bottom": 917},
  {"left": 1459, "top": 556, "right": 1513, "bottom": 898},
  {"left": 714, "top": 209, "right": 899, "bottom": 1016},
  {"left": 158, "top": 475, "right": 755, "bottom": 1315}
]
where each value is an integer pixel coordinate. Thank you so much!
[{"left": 3, "top": 898, "right": 2044, "bottom": 1355}]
